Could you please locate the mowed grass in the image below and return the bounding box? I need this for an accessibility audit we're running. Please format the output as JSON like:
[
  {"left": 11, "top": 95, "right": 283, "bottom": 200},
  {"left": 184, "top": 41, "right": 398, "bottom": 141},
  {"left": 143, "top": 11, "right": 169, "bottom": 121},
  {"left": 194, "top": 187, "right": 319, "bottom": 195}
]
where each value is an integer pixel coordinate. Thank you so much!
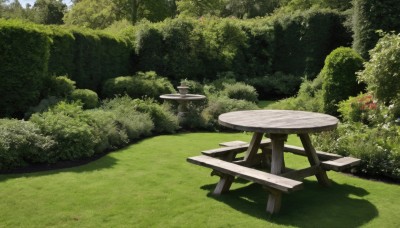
[{"left": 0, "top": 132, "right": 399, "bottom": 227}]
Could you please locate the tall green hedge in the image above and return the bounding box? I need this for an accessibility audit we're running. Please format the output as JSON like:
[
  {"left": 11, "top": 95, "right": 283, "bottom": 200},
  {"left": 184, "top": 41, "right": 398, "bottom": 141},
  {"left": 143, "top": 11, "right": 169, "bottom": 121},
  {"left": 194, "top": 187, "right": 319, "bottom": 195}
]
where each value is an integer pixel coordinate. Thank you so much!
[
  {"left": 272, "top": 9, "right": 352, "bottom": 79},
  {"left": 0, "top": 19, "right": 50, "bottom": 118},
  {"left": 353, "top": 0, "right": 400, "bottom": 59}
]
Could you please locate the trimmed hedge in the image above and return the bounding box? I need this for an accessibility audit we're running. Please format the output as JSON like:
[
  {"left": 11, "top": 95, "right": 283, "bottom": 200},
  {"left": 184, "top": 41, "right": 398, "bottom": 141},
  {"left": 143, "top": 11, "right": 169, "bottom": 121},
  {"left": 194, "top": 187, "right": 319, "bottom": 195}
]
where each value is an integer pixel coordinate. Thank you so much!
[
  {"left": 320, "top": 47, "right": 365, "bottom": 115},
  {"left": 0, "top": 19, "right": 50, "bottom": 118},
  {"left": 352, "top": 0, "right": 400, "bottom": 59}
]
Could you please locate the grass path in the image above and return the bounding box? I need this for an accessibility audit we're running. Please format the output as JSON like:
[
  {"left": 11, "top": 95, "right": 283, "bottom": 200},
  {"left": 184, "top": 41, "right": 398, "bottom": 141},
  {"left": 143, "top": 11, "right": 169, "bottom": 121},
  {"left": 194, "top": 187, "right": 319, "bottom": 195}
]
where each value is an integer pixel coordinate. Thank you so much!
[{"left": 0, "top": 133, "right": 399, "bottom": 227}]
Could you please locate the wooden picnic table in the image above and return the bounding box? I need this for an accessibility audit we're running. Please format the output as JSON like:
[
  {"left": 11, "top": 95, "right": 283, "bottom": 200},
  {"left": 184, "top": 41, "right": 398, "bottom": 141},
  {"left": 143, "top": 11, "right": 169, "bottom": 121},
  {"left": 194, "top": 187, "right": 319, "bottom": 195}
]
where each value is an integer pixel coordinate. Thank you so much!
[{"left": 187, "top": 110, "right": 360, "bottom": 214}]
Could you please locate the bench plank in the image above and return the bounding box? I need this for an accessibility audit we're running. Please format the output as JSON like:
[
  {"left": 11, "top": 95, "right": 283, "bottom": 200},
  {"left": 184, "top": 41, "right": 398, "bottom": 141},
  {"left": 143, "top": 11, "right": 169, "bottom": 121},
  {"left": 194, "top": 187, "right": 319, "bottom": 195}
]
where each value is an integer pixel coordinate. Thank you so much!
[
  {"left": 202, "top": 139, "right": 272, "bottom": 158},
  {"left": 321, "top": 157, "right": 361, "bottom": 171},
  {"left": 187, "top": 155, "right": 303, "bottom": 193},
  {"left": 281, "top": 144, "right": 342, "bottom": 161}
]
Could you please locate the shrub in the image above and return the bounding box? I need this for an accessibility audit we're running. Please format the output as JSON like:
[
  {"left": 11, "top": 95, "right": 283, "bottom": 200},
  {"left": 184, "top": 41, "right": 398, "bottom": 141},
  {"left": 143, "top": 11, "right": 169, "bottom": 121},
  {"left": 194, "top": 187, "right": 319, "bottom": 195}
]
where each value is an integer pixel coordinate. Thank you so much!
[
  {"left": 313, "top": 123, "right": 400, "bottom": 180},
  {"left": 0, "top": 119, "right": 56, "bottom": 169},
  {"left": 70, "top": 89, "right": 99, "bottom": 109},
  {"left": 100, "top": 97, "right": 155, "bottom": 140},
  {"left": 320, "top": 47, "right": 365, "bottom": 116},
  {"left": 202, "top": 96, "right": 259, "bottom": 130},
  {"left": 358, "top": 33, "right": 400, "bottom": 105},
  {"left": 222, "top": 82, "right": 258, "bottom": 103},
  {"left": 30, "top": 102, "right": 100, "bottom": 161},
  {"left": 338, "top": 93, "right": 378, "bottom": 124},
  {"left": 47, "top": 75, "right": 76, "bottom": 98},
  {"left": 131, "top": 98, "right": 179, "bottom": 134},
  {"left": 102, "top": 71, "right": 175, "bottom": 99},
  {"left": 268, "top": 77, "right": 324, "bottom": 112},
  {"left": 85, "top": 109, "right": 129, "bottom": 152}
]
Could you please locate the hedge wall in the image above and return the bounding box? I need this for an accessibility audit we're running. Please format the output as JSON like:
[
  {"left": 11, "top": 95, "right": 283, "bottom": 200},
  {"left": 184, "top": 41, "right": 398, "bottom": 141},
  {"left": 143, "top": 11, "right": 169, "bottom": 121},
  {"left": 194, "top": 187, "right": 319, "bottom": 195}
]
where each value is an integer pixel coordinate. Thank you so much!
[
  {"left": 130, "top": 9, "right": 350, "bottom": 84},
  {"left": 0, "top": 19, "right": 50, "bottom": 118},
  {"left": 272, "top": 9, "right": 352, "bottom": 78},
  {"left": 0, "top": 20, "right": 133, "bottom": 118},
  {"left": 353, "top": 0, "right": 400, "bottom": 59}
]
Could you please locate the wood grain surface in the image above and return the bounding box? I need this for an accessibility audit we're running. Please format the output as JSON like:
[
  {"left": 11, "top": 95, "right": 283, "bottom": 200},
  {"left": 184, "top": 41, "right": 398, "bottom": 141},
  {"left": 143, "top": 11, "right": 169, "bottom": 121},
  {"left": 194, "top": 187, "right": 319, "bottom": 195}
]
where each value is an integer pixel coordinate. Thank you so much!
[{"left": 218, "top": 110, "right": 338, "bottom": 134}]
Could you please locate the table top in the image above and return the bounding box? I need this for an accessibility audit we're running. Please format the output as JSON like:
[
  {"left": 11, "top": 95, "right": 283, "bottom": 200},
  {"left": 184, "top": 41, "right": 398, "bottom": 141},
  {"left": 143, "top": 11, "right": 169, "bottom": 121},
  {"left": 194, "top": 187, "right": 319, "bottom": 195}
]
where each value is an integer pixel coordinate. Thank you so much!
[{"left": 218, "top": 110, "right": 338, "bottom": 134}]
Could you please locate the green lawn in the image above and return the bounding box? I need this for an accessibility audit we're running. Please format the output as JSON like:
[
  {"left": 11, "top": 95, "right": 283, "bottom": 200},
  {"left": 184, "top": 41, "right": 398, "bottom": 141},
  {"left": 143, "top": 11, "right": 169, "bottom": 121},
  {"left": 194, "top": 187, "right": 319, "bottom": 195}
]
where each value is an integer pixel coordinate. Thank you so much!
[{"left": 0, "top": 133, "right": 399, "bottom": 227}]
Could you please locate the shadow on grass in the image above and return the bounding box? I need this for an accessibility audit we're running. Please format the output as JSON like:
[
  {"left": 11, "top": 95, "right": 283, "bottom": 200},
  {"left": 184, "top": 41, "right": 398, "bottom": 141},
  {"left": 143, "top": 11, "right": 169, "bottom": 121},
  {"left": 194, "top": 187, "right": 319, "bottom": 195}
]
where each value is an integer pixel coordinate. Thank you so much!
[
  {"left": 201, "top": 179, "right": 378, "bottom": 227},
  {"left": 0, "top": 154, "right": 119, "bottom": 182}
]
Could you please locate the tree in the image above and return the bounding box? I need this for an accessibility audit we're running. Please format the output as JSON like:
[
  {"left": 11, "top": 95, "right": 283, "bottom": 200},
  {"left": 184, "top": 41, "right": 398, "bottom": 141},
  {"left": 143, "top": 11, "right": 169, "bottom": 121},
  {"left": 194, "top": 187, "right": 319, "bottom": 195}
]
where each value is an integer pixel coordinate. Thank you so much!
[
  {"left": 64, "top": 0, "right": 175, "bottom": 28},
  {"left": 63, "top": 0, "right": 119, "bottom": 29},
  {"left": 31, "top": 0, "right": 67, "bottom": 24}
]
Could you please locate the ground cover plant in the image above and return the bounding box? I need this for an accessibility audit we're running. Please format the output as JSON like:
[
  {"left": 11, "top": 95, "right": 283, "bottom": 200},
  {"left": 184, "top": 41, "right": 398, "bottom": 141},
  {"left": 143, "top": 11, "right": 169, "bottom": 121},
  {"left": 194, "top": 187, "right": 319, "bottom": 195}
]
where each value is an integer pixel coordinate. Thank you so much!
[{"left": 0, "top": 133, "right": 399, "bottom": 227}]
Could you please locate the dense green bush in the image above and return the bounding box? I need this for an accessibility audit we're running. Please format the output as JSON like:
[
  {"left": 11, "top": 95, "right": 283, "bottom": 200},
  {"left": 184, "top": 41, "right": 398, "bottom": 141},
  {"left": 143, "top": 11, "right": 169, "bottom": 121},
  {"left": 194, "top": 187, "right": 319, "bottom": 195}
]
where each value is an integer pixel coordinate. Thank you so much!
[
  {"left": 0, "top": 119, "right": 56, "bottom": 169},
  {"left": 320, "top": 47, "right": 365, "bottom": 115},
  {"left": 352, "top": 0, "right": 400, "bottom": 59},
  {"left": 70, "top": 89, "right": 99, "bottom": 109},
  {"left": 202, "top": 96, "right": 259, "bottom": 130},
  {"left": 338, "top": 93, "right": 377, "bottom": 124},
  {"left": 100, "top": 97, "right": 154, "bottom": 140},
  {"left": 102, "top": 71, "right": 175, "bottom": 99},
  {"left": 30, "top": 102, "right": 100, "bottom": 161},
  {"left": 47, "top": 76, "right": 76, "bottom": 98},
  {"left": 131, "top": 98, "right": 179, "bottom": 134},
  {"left": 358, "top": 33, "right": 400, "bottom": 105},
  {"left": 0, "top": 19, "right": 50, "bottom": 118},
  {"left": 313, "top": 123, "right": 400, "bottom": 180},
  {"left": 85, "top": 109, "right": 129, "bottom": 152},
  {"left": 222, "top": 82, "right": 258, "bottom": 103}
]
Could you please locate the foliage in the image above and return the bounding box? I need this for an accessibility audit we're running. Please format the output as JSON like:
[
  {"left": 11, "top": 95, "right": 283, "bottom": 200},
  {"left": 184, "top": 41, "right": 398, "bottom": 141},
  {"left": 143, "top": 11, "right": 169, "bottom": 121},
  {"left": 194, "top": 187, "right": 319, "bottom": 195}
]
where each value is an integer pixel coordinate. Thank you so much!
[
  {"left": 100, "top": 97, "right": 154, "bottom": 140},
  {"left": 102, "top": 71, "right": 175, "bottom": 99},
  {"left": 0, "top": 19, "right": 50, "bottom": 118},
  {"left": 47, "top": 75, "right": 76, "bottom": 98},
  {"left": 272, "top": 8, "right": 352, "bottom": 79},
  {"left": 0, "top": 119, "right": 56, "bottom": 169},
  {"left": 352, "top": 0, "right": 400, "bottom": 59},
  {"left": 202, "top": 96, "right": 259, "bottom": 130},
  {"left": 85, "top": 109, "right": 129, "bottom": 152},
  {"left": 70, "top": 89, "right": 99, "bottom": 109},
  {"left": 248, "top": 72, "right": 302, "bottom": 99},
  {"left": 30, "top": 102, "right": 100, "bottom": 161},
  {"left": 313, "top": 123, "right": 400, "bottom": 180},
  {"left": 357, "top": 33, "right": 400, "bottom": 105},
  {"left": 268, "top": 78, "right": 324, "bottom": 112},
  {"left": 222, "top": 82, "right": 258, "bottom": 103},
  {"left": 30, "top": 0, "right": 67, "bottom": 25},
  {"left": 130, "top": 98, "right": 179, "bottom": 134},
  {"left": 63, "top": 0, "right": 120, "bottom": 29},
  {"left": 338, "top": 93, "right": 378, "bottom": 124},
  {"left": 320, "top": 47, "right": 365, "bottom": 116}
]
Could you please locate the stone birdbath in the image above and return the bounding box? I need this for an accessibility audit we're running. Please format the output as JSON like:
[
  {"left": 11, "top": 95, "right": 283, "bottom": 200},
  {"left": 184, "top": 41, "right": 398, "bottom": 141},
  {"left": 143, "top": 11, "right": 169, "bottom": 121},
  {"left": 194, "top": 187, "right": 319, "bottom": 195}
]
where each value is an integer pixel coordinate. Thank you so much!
[{"left": 160, "top": 81, "right": 206, "bottom": 124}]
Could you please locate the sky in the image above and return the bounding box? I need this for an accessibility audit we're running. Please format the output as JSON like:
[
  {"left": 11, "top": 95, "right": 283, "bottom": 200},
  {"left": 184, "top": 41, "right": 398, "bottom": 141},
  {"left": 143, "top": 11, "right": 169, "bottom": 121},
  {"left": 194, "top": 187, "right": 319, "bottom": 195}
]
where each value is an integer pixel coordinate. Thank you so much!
[{"left": 18, "top": 0, "right": 73, "bottom": 7}]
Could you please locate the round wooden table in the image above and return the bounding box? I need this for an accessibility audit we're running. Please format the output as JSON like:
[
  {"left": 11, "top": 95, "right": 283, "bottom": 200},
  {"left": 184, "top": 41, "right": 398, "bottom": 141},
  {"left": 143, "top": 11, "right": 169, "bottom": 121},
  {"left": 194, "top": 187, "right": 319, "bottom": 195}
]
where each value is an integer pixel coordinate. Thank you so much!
[{"left": 218, "top": 110, "right": 339, "bottom": 213}]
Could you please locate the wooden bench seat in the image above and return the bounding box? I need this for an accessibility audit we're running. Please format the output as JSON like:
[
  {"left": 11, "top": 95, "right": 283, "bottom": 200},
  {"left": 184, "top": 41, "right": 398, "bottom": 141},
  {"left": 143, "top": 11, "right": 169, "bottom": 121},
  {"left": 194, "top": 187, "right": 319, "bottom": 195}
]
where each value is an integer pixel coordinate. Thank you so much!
[
  {"left": 187, "top": 155, "right": 303, "bottom": 193},
  {"left": 202, "top": 139, "right": 271, "bottom": 158},
  {"left": 321, "top": 157, "right": 361, "bottom": 171}
]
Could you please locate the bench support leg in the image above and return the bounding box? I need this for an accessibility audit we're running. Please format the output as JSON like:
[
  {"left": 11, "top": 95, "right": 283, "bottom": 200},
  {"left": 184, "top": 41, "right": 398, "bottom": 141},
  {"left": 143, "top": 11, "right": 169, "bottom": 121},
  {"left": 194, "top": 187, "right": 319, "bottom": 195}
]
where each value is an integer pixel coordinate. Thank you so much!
[
  {"left": 298, "top": 133, "right": 331, "bottom": 187},
  {"left": 265, "top": 187, "right": 282, "bottom": 214},
  {"left": 213, "top": 175, "right": 234, "bottom": 195}
]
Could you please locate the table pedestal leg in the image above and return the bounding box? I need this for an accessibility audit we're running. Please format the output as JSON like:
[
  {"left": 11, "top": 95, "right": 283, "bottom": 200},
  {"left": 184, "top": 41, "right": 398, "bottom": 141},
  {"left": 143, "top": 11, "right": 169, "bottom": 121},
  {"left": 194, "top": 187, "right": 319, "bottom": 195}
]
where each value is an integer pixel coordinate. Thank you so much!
[
  {"left": 299, "top": 133, "right": 331, "bottom": 186},
  {"left": 266, "top": 134, "right": 287, "bottom": 214}
]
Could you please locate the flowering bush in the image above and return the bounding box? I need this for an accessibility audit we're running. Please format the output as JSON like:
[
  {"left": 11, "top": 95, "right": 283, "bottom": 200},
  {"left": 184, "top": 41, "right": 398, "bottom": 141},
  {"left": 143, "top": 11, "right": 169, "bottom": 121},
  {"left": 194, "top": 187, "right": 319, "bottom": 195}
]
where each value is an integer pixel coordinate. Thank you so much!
[{"left": 338, "top": 93, "right": 378, "bottom": 124}]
